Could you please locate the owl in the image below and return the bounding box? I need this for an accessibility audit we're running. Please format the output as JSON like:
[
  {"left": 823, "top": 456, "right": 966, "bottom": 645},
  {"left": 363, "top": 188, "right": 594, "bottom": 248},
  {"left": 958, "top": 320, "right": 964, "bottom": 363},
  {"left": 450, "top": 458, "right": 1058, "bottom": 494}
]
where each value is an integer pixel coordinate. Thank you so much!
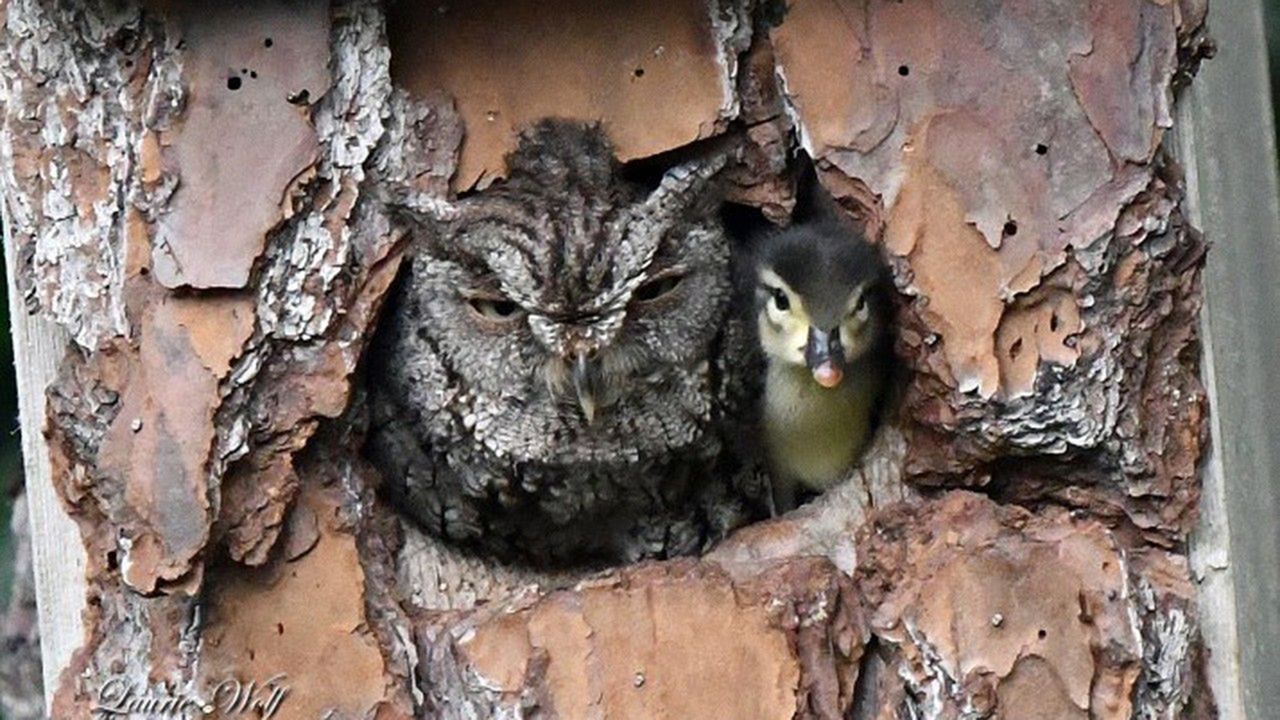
[{"left": 365, "top": 121, "right": 763, "bottom": 566}]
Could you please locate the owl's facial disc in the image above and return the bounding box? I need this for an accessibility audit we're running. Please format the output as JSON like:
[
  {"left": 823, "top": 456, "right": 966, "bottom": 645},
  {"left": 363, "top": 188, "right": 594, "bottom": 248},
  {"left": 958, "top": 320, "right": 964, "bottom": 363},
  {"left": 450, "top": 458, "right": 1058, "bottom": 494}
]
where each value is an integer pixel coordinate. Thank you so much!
[{"left": 554, "top": 265, "right": 693, "bottom": 425}]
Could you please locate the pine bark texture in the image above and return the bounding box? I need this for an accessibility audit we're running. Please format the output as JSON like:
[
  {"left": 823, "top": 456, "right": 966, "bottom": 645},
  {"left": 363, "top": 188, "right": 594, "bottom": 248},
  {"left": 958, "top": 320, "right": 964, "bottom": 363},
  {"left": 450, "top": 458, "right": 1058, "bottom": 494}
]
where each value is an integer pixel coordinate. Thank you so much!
[{"left": 0, "top": 0, "right": 1216, "bottom": 718}]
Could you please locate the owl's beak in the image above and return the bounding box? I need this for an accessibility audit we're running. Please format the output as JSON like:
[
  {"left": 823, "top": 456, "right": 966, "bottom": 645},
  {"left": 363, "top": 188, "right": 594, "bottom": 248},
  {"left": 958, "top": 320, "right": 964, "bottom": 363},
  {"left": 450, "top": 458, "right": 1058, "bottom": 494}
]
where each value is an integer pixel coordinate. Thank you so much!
[
  {"left": 572, "top": 349, "right": 599, "bottom": 424},
  {"left": 805, "top": 326, "right": 846, "bottom": 388}
]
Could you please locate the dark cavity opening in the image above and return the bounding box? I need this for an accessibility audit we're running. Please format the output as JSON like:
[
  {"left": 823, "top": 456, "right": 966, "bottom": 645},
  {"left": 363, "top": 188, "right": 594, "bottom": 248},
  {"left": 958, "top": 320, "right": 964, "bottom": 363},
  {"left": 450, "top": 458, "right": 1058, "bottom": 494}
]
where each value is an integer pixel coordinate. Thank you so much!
[
  {"left": 356, "top": 146, "right": 906, "bottom": 572},
  {"left": 723, "top": 155, "right": 907, "bottom": 515}
]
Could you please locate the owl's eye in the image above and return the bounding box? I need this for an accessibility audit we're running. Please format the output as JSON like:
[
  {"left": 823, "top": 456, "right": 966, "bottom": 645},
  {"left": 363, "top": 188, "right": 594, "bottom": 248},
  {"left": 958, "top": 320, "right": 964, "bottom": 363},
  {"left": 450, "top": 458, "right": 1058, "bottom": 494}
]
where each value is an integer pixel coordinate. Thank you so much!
[
  {"left": 467, "top": 295, "right": 522, "bottom": 321},
  {"left": 850, "top": 294, "right": 867, "bottom": 316},
  {"left": 633, "top": 273, "right": 684, "bottom": 303},
  {"left": 769, "top": 287, "right": 790, "bottom": 312}
]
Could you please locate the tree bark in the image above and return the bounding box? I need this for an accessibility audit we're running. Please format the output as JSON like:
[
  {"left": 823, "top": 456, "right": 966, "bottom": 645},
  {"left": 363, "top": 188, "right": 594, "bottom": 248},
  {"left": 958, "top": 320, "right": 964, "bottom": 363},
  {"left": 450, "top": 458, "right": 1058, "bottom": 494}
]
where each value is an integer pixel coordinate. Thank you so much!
[{"left": 0, "top": 0, "right": 1217, "bottom": 718}]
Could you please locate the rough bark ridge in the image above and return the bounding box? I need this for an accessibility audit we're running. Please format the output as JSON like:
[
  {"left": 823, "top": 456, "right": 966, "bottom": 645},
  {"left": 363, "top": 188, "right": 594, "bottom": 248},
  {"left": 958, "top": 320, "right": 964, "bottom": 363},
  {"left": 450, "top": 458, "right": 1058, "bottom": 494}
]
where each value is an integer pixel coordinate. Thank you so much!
[
  {"left": 0, "top": 0, "right": 450, "bottom": 715},
  {"left": 0, "top": 0, "right": 1213, "bottom": 718}
]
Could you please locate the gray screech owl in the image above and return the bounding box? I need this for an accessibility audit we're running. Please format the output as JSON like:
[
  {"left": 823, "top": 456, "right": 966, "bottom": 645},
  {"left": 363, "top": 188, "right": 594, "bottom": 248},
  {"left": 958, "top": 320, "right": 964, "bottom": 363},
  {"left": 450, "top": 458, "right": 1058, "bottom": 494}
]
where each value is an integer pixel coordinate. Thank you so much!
[{"left": 366, "top": 121, "right": 761, "bottom": 566}]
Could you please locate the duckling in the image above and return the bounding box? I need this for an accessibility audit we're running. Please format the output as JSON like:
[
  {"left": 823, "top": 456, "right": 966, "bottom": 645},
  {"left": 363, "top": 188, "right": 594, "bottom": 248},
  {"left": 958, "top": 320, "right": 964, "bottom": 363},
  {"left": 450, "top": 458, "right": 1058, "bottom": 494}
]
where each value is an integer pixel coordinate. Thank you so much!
[{"left": 746, "top": 218, "right": 889, "bottom": 511}]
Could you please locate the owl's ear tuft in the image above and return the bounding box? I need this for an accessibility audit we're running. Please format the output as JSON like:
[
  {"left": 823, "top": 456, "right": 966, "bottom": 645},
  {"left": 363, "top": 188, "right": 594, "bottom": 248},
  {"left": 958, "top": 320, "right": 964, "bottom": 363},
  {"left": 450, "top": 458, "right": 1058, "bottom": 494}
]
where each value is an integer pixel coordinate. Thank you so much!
[
  {"left": 641, "top": 153, "right": 732, "bottom": 225},
  {"left": 506, "top": 119, "right": 617, "bottom": 189},
  {"left": 394, "top": 205, "right": 442, "bottom": 230}
]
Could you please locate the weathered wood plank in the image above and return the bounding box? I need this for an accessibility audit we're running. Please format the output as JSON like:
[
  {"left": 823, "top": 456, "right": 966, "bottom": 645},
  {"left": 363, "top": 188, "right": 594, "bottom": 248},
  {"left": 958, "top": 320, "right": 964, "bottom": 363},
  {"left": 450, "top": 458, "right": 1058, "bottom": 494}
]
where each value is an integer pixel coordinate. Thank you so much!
[
  {"left": 2, "top": 206, "right": 85, "bottom": 710},
  {"left": 1178, "top": 0, "right": 1280, "bottom": 717}
]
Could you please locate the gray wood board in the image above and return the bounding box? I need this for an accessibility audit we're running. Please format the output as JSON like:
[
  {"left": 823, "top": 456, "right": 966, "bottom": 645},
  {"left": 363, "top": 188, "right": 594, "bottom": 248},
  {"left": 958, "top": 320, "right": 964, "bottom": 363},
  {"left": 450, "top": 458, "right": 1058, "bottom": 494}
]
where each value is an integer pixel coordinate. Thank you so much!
[{"left": 1178, "top": 0, "right": 1280, "bottom": 717}]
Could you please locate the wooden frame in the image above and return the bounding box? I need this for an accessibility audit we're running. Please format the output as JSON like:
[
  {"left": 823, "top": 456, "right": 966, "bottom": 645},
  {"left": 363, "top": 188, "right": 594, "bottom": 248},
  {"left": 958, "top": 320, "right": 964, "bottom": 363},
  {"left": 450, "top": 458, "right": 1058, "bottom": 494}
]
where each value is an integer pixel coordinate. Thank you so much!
[
  {"left": 3, "top": 219, "right": 85, "bottom": 705},
  {"left": 1177, "top": 0, "right": 1280, "bottom": 716}
]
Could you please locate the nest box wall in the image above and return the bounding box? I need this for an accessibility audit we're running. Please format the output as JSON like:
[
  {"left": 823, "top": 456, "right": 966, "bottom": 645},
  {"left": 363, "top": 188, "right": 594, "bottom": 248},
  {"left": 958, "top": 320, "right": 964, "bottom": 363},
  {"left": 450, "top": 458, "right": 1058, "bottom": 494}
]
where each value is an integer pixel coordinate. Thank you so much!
[{"left": 0, "top": 0, "right": 1221, "bottom": 718}]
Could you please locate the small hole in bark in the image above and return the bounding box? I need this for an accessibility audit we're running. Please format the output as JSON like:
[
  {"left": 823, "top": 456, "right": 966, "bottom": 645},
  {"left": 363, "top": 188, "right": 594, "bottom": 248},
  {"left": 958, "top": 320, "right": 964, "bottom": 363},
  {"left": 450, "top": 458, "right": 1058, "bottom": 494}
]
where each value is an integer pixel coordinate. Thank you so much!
[
  {"left": 226, "top": 76, "right": 242, "bottom": 91},
  {"left": 249, "top": 649, "right": 256, "bottom": 661},
  {"left": 1077, "top": 592, "right": 1093, "bottom": 622},
  {"left": 106, "top": 550, "right": 119, "bottom": 571},
  {"left": 1003, "top": 220, "right": 1018, "bottom": 237},
  {"left": 897, "top": 64, "right": 910, "bottom": 76},
  {"left": 1050, "top": 312, "right": 1060, "bottom": 332},
  {"left": 250, "top": 70, "right": 258, "bottom": 79},
  {"left": 633, "top": 67, "right": 645, "bottom": 78},
  {"left": 264, "top": 37, "right": 274, "bottom": 48},
  {"left": 1035, "top": 143, "right": 1049, "bottom": 155},
  {"left": 1009, "top": 337, "right": 1023, "bottom": 359},
  {"left": 276, "top": 622, "right": 284, "bottom": 635},
  {"left": 1038, "top": 629, "right": 1047, "bottom": 640},
  {"left": 287, "top": 89, "right": 311, "bottom": 105}
]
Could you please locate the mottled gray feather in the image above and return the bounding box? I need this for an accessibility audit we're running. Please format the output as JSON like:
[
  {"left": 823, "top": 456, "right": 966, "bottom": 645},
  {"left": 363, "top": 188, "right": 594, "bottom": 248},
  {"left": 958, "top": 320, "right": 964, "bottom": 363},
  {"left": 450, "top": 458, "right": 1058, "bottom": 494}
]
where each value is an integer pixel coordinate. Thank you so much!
[{"left": 366, "top": 121, "right": 763, "bottom": 565}]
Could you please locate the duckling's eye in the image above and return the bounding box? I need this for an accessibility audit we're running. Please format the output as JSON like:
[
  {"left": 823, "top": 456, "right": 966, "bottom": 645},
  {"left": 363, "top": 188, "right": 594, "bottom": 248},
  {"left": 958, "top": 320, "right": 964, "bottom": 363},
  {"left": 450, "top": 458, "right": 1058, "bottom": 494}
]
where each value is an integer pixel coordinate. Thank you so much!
[
  {"left": 468, "top": 296, "right": 521, "bottom": 320},
  {"left": 770, "top": 287, "right": 791, "bottom": 312},
  {"left": 851, "top": 294, "right": 867, "bottom": 316}
]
